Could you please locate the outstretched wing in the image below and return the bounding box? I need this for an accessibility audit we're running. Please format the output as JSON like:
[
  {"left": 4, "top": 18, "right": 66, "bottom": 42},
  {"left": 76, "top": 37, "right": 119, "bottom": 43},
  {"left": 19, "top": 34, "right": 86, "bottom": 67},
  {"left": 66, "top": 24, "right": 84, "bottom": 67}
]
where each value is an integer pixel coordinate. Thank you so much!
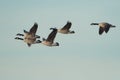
[
  {"left": 46, "top": 28, "right": 57, "bottom": 43},
  {"left": 99, "top": 27, "right": 104, "bottom": 35},
  {"left": 29, "top": 23, "right": 38, "bottom": 34},
  {"left": 61, "top": 21, "right": 72, "bottom": 30},
  {"left": 105, "top": 26, "right": 110, "bottom": 33}
]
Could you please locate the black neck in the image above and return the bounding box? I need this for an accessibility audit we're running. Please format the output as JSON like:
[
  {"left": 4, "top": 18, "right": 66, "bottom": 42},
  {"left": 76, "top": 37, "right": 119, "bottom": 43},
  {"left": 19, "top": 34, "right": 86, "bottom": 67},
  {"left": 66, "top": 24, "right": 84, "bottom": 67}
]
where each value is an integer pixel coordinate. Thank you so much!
[{"left": 91, "top": 23, "right": 99, "bottom": 25}]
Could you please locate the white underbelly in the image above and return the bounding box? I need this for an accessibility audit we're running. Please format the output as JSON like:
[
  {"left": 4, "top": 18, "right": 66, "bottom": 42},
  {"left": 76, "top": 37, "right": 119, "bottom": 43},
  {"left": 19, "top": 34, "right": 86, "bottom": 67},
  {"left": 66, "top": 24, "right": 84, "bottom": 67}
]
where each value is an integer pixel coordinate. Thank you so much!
[
  {"left": 58, "top": 30, "right": 68, "bottom": 34},
  {"left": 42, "top": 41, "right": 52, "bottom": 46}
]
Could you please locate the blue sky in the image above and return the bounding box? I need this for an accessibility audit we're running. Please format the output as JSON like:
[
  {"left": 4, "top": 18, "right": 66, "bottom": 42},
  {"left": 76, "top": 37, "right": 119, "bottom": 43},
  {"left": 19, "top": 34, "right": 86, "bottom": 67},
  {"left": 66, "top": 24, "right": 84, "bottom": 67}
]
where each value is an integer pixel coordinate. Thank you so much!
[{"left": 0, "top": 0, "right": 120, "bottom": 80}]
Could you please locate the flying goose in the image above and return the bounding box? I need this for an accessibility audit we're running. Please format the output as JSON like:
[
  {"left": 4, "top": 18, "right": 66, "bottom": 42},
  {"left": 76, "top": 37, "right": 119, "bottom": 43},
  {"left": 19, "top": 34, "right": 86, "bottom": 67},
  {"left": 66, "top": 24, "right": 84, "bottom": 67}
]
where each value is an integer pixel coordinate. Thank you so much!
[
  {"left": 41, "top": 28, "right": 59, "bottom": 46},
  {"left": 91, "top": 22, "right": 116, "bottom": 35},
  {"left": 53, "top": 21, "right": 75, "bottom": 34},
  {"left": 15, "top": 23, "right": 41, "bottom": 47}
]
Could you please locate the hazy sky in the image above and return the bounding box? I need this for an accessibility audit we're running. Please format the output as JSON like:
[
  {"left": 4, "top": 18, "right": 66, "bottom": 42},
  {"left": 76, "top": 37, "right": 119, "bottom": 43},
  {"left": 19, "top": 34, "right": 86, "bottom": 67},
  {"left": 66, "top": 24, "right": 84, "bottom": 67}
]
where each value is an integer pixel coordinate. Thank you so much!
[{"left": 0, "top": 0, "right": 120, "bottom": 80}]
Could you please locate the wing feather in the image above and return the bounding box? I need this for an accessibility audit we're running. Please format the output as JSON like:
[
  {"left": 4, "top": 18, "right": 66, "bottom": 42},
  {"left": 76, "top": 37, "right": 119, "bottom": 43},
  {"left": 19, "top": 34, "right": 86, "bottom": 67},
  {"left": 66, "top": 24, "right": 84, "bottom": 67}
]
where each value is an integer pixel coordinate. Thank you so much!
[
  {"left": 29, "top": 23, "right": 38, "bottom": 34},
  {"left": 46, "top": 29, "right": 57, "bottom": 43},
  {"left": 61, "top": 21, "right": 72, "bottom": 30},
  {"left": 99, "top": 27, "right": 104, "bottom": 35}
]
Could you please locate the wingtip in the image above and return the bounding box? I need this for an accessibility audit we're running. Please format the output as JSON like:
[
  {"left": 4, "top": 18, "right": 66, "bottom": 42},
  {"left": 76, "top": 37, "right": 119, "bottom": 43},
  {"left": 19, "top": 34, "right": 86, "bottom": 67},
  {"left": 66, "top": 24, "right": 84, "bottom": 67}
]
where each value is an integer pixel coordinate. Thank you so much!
[
  {"left": 34, "top": 22, "right": 38, "bottom": 25},
  {"left": 34, "top": 22, "right": 38, "bottom": 27},
  {"left": 67, "top": 21, "right": 72, "bottom": 24}
]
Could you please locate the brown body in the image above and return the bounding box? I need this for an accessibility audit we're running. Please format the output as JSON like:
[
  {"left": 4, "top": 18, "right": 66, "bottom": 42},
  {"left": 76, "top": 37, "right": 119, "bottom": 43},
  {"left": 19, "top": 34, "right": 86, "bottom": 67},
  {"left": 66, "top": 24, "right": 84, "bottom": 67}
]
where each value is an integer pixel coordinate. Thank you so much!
[
  {"left": 91, "top": 22, "right": 116, "bottom": 35},
  {"left": 15, "top": 23, "right": 40, "bottom": 47}
]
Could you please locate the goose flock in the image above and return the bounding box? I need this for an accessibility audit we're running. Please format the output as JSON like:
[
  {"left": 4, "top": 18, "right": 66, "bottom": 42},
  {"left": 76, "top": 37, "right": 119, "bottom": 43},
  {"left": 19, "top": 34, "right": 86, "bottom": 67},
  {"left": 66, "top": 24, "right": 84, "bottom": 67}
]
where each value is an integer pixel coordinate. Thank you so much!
[{"left": 15, "top": 21, "right": 116, "bottom": 47}]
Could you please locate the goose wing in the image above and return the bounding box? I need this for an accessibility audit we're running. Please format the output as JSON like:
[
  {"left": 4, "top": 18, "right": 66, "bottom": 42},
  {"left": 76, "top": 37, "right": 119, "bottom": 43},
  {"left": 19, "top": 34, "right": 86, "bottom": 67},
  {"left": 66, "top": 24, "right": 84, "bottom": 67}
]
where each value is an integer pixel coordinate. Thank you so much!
[
  {"left": 61, "top": 21, "right": 72, "bottom": 30},
  {"left": 46, "top": 29, "right": 57, "bottom": 43},
  {"left": 29, "top": 23, "right": 38, "bottom": 34},
  {"left": 105, "top": 26, "right": 110, "bottom": 33},
  {"left": 99, "top": 27, "right": 104, "bottom": 35}
]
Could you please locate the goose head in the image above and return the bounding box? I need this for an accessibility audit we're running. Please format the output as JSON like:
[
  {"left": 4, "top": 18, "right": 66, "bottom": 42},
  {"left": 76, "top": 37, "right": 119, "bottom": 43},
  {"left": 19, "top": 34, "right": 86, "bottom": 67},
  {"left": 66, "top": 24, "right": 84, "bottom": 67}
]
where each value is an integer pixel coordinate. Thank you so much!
[
  {"left": 69, "top": 31, "right": 75, "bottom": 34},
  {"left": 55, "top": 42, "right": 59, "bottom": 46}
]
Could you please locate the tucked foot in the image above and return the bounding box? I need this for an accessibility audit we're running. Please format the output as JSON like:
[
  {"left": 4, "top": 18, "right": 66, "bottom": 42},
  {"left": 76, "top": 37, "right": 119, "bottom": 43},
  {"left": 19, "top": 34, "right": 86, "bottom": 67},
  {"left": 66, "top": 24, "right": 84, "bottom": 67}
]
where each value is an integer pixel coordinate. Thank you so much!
[{"left": 35, "top": 40, "right": 41, "bottom": 43}]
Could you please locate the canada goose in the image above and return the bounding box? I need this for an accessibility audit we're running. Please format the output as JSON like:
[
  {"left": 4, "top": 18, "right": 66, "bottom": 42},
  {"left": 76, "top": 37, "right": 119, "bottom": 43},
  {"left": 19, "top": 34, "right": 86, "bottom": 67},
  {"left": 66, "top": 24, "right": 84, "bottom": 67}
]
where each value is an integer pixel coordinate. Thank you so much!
[
  {"left": 41, "top": 28, "right": 59, "bottom": 46},
  {"left": 53, "top": 21, "right": 75, "bottom": 34},
  {"left": 15, "top": 23, "right": 41, "bottom": 47},
  {"left": 91, "top": 22, "right": 116, "bottom": 35}
]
